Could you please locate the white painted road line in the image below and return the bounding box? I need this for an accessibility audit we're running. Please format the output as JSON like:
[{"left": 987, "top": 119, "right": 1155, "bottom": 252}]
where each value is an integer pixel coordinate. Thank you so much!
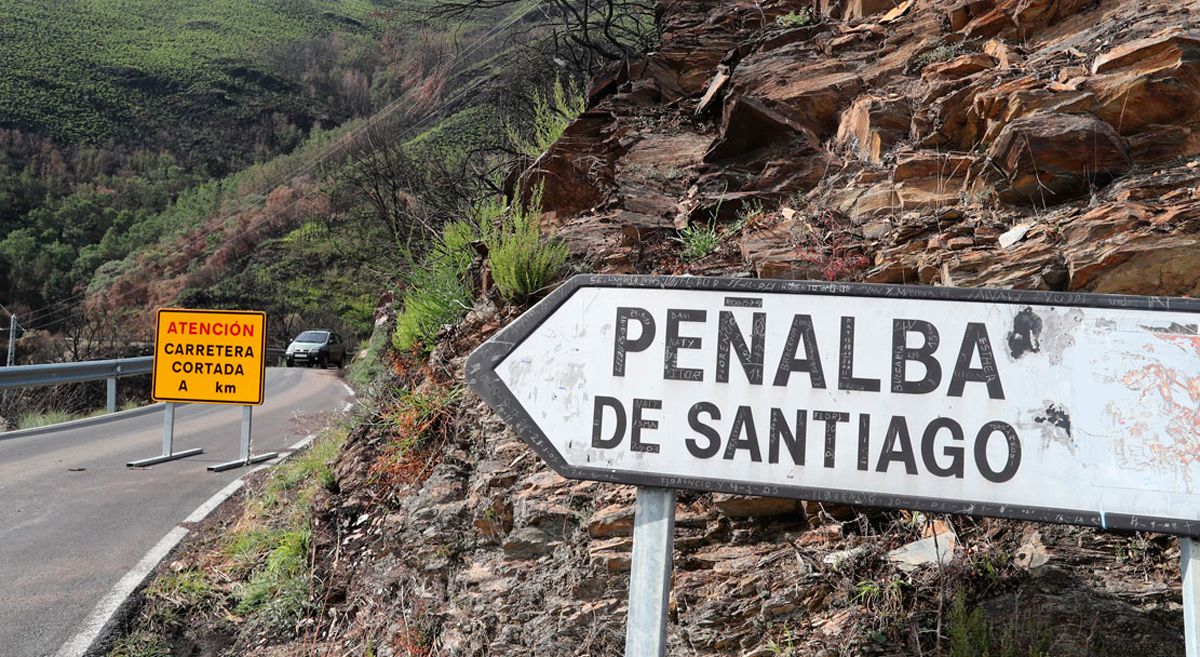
[
  {"left": 54, "top": 527, "right": 189, "bottom": 657},
  {"left": 289, "top": 433, "right": 317, "bottom": 451},
  {"left": 182, "top": 479, "right": 245, "bottom": 525}
]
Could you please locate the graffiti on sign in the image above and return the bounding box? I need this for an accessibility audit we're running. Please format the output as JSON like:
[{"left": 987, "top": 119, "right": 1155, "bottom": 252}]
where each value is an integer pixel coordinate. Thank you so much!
[{"left": 468, "top": 275, "right": 1200, "bottom": 536}]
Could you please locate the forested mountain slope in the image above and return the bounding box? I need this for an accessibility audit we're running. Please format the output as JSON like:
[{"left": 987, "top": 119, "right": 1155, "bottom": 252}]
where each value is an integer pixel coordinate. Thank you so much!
[
  {"left": 0, "top": 0, "right": 546, "bottom": 350},
  {"left": 0, "top": 0, "right": 399, "bottom": 171},
  {"left": 0, "top": 0, "right": 581, "bottom": 429}
]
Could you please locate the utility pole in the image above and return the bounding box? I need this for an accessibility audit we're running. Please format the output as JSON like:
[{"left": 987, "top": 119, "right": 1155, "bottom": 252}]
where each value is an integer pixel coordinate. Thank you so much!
[{"left": 6, "top": 313, "right": 15, "bottom": 367}]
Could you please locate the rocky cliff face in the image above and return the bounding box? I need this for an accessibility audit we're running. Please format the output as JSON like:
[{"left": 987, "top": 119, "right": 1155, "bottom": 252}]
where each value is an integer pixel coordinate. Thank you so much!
[
  {"left": 305, "top": 1, "right": 1200, "bottom": 656},
  {"left": 539, "top": 0, "right": 1200, "bottom": 296}
]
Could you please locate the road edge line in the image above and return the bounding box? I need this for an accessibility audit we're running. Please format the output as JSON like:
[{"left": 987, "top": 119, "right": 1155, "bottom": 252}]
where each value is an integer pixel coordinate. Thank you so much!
[
  {"left": 55, "top": 526, "right": 189, "bottom": 657},
  {"left": 289, "top": 432, "right": 318, "bottom": 451},
  {"left": 182, "top": 479, "right": 245, "bottom": 524}
]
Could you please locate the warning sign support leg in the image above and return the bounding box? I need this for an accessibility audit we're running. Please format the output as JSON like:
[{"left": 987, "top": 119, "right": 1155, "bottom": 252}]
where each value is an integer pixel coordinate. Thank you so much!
[
  {"left": 127, "top": 402, "right": 203, "bottom": 467},
  {"left": 208, "top": 405, "right": 277, "bottom": 472},
  {"left": 624, "top": 486, "right": 676, "bottom": 657},
  {"left": 1184, "top": 538, "right": 1199, "bottom": 657}
]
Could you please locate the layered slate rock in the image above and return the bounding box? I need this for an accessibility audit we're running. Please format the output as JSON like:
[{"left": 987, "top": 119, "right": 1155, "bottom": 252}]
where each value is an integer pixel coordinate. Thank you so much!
[
  {"left": 986, "top": 112, "right": 1132, "bottom": 205},
  {"left": 836, "top": 94, "right": 913, "bottom": 163},
  {"left": 528, "top": 0, "right": 1200, "bottom": 299}
]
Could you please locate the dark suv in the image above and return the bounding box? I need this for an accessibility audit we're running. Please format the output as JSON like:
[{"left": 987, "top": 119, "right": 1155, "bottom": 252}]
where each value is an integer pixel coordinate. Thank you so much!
[{"left": 286, "top": 330, "right": 347, "bottom": 368}]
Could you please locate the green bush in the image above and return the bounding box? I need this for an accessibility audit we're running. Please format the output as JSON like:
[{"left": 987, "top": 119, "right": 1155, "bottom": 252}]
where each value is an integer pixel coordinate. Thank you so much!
[
  {"left": 17, "top": 410, "right": 74, "bottom": 430},
  {"left": 483, "top": 186, "right": 568, "bottom": 304},
  {"left": 391, "top": 185, "right": 569, "bottom": 343},
  {"left": 948, "top": 593, "right": 989, "bottom": 657},
  {"left": 107, "top": 630, "right": 171, "bottom": 657},
  {"left": 914, "top": 40, "right": 973, "bottom": 68},
  {"left": 347, "top": 324, "right": 389, "bottom": 390},
  {"left": 225, "top": 430, "right": 348, "bottom": 627},
  {"left": 233, "top": 525, "right": 310, "bottom": 622},
  {"left": 505, "top": 76, "right": 586, "bottom": 158},
  {"left": 392, "top": 219, "right": 479, "bottom": 353},
  {"left": 674, "top": 221, "right": 720, "bottom": 261},
  {"left": 148, "top": 570, "right": 212, "bottom": 609},
  {"left": 947, "top": 591, "right": 1053, "bottom": 657},
  {"left": 267, "top": 429, "right": 344, "bottom": 498}
]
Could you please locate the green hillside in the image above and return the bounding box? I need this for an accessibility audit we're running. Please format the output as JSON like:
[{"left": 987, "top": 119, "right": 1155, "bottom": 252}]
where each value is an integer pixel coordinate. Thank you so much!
[
  {"left": 0, "top": 0, "right": 401, "bottom": 171},
  {"left": 0, "top": 0, "right": 632, "bottom": 367},
  {"left": 0, "top": 0, "right": 499, "bottom": 326}
]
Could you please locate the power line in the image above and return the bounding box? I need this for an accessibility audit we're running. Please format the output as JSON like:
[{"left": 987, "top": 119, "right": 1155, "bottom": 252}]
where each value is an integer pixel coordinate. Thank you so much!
[
  {"left": 21, "top": 6, "right": 534, "bottom": 331},
  {"left": 22, "top": 4, "right": 533, "bottom": 329},
  {"left": 23, "top": 64, "right": 501, "bottom": 330}
]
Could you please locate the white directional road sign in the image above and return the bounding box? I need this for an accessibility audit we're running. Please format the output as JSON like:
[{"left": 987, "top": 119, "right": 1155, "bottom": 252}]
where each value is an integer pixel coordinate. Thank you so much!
[{"left": 467, "top": 275, "right": 1200, "bottom": 536}]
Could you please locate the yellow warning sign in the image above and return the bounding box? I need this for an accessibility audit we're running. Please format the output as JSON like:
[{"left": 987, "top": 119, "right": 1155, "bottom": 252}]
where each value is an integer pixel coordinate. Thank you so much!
[{"left": 152, "top": 308, "right": 267, "bottom": 405}]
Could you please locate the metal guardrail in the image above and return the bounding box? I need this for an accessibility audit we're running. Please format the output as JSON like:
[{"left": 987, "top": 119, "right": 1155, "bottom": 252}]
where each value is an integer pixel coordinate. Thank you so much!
[
  {"left": 0, "top": 349, "right": 286, "bottom": 415},
  {"left": 0, "top": 356, "right": 152, "bottom": 390},
  {"left": 0, "top": 356, "right": 152, "bottom": 415}
]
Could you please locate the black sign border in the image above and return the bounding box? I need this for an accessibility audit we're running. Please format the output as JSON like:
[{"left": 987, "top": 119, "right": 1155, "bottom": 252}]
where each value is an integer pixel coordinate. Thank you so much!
[
  {"left": 151, "top": 308, "right": 268, "bottom": 406},
  {"left": 466, "top": 274, "right": 1200, "bottom": 537}
]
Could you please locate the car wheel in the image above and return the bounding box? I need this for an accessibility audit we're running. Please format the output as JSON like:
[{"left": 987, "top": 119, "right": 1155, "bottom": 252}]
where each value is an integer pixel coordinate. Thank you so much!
[
  {"left": 319, "top": 354, "right": 329, "bottom": 369},
  {"left": 286, "top": 359, "right": 294, "bottom": 367}
]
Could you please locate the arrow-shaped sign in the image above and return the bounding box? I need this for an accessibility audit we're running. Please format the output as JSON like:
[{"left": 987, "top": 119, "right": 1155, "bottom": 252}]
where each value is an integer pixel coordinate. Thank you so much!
[{"left": 467, "top": 274, "right": 1200, "bottom": 536}]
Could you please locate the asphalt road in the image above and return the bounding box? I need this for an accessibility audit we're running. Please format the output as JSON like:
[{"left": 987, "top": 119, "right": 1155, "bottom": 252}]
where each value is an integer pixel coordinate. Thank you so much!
[{"left": 0, "top": 367, "right": 351, "bottom": 657}]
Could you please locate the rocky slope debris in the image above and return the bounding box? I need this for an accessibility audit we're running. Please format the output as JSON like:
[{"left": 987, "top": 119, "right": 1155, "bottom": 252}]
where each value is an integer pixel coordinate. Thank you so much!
[{"left": 536, "top": 0, "right": 1200, "bottom": 299}]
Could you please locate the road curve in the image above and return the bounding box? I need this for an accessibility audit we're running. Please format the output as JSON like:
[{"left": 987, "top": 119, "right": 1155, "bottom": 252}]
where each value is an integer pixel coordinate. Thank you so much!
[{"left": 0, "top": 367, "right": 350, "bottom": 657}]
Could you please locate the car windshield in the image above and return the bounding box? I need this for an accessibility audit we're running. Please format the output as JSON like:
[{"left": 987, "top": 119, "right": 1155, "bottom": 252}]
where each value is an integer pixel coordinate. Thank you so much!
[{"left": 295, "top": 331, "right": 328, "bottom": 343}]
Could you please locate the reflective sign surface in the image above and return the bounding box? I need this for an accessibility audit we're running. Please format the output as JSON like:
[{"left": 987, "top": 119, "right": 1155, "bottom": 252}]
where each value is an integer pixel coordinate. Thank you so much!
[{"left": 152, "top": 308, "right": 266, "bottom": 405}]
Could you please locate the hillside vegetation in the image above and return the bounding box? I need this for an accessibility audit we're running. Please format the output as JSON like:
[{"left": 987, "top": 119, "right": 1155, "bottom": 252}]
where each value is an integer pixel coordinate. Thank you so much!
[
  {"left": 0, "top": 0, "right": 399, "bottom": 170},
  {"left": 0, "top": 0, "right": 626, "bottom": 429},
  {"left": 108, "top": 0, "right": 1200, "bottom": 655},
  {"left": 0, "top": 0, "right": 522, "bottom": 344}
]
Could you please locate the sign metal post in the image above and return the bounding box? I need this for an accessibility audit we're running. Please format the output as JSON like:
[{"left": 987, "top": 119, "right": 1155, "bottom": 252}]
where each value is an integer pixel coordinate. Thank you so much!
[
  {"left": 208, "top": 405, "right": 276, "bottom": 472},
  {"left": 1184, "top": 538, "right": 1200, "bottom": 657},
  {"left": 127, "top": 401, "right": 203, "bottom": 467},
  {"left": 625, "top": 487, "right": 676, "bottom": 657},
  {"left": 466, "top": 274, "right": 1200, "bottom": 654}
]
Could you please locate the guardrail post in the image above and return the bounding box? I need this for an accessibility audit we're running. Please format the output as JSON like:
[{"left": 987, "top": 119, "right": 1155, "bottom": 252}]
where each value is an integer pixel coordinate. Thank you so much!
[
  {"left": 127, "top": 402, "right": 203, "bottom": 467},
  {"left": 106, "top": 376, "right": 117, "bottom": 414}
]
